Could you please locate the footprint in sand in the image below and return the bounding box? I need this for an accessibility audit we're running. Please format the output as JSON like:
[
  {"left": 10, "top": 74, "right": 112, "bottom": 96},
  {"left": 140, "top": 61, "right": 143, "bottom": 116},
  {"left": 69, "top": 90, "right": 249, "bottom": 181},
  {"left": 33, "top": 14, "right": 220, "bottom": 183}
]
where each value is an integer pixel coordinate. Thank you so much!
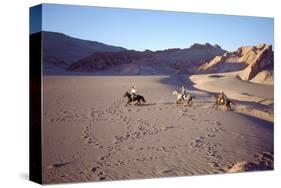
[
  {"left": 91, "top": 166, "right": 99, "bottom": 172},
  {"left": 98, "top": 176, "right": 106, "bottom": 181},
  {"left": 212, "top": 121, "right": 222, "bottom": 126},
  {"left": 207, "top": 134, "right": 216, "bottom": 138},
  {"left": 208, "top": 161, "right": 222, "bottom": 169},
  {"left": 127, "top": 146, "right": 134, "bottom": 150},
  {"left": 92, "top": 168, "right": 107, "bottom": 181},
  {"left": 100, "top": 157, "right": 105, "bottom": 161}
]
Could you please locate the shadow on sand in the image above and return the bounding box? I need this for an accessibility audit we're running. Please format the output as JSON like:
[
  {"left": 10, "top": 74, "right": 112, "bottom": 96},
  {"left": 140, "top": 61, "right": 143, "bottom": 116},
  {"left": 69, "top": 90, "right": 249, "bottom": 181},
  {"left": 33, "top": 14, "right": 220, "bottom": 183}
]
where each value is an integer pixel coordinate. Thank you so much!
[
  {"left": 208, "top": 75, "right": 225, "bottom": 78},
  {"left": 135, "top": 103, "right": 157, "bottom": 106},
  {"left": 159, "top": 102, "right": 175, "bottom": 105}
]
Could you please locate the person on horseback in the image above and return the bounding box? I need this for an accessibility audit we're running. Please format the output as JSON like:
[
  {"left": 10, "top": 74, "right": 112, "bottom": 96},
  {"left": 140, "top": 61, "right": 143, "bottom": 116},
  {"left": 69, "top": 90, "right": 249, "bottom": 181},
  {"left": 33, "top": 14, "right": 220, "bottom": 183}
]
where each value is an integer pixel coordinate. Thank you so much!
[
  {"left": 131, "top": 86, "right": 137, "bottom": 100},
  {"left": 180, "top": 85, "right": 188, "bottom": 100},
  {"left": 219, "top": 90, "right": 226, "bottom": 104}
]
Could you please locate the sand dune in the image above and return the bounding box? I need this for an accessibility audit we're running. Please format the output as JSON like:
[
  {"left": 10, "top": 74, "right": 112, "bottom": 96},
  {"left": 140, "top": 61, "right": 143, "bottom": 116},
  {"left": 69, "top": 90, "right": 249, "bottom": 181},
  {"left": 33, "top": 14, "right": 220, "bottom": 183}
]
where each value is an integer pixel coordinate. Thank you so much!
[
  {"left": 189, "top": 71, "right": 273, "bottom": 122},
  {"left": 250, "top": 70, "right": 273, "bottom": 85},
  {"left": 43, "top": 75, "right": 273, "bottom": 183}
]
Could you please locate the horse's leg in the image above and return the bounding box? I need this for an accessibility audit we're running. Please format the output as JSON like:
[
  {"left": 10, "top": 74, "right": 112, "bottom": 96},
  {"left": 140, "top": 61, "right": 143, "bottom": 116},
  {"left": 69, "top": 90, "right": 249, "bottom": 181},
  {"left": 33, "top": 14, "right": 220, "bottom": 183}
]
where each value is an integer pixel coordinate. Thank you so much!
[
  {"left": 189, "top": 99, "right": 193, "bottom": 106},
  {"left": 127, "top": 99, "right": 132, "bottom": 106},
  {"left": 227, "top": 102, "right": 231, "bottom": 110},
  {"left": 186, "top": 100, "right": 190, "bottom": 107},
  {"left": 134, "top": 99, "right": 139, "bottom": 105},
  {"left": 225, "top": 103, "right": 229, "bottom": 110},
  {"left": 125, "top": 99, "right": 129, "bottom": 106},
  {"left": 213, "top": 103, "right": 218, "bottom": 110}
]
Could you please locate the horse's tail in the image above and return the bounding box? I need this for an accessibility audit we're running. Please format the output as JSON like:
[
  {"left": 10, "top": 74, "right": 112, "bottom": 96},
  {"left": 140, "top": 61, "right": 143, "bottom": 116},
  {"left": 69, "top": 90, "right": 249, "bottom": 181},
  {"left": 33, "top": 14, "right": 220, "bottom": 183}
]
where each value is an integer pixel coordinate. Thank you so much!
[{"left": 141, "top": 96, "right": 146, "bottom": 103}]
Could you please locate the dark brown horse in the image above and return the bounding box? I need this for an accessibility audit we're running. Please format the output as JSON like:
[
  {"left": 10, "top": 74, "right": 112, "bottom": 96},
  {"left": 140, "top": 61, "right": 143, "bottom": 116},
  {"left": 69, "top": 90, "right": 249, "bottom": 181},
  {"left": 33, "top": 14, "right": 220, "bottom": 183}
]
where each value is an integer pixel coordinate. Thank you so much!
[{"left": 123, "top": 91, "right": 146, "bottom": 106}]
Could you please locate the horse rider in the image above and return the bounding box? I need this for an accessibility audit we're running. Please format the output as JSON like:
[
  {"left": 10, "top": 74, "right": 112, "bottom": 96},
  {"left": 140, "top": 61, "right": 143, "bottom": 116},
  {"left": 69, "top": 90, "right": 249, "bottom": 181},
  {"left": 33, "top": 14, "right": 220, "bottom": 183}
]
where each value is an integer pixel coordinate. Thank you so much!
[
  {"left": 219, "top": 90, "right": 226, "bottom": 104},
  {"left": 180, "top": 85, "right": 188, "bottom": 100},
  {"left": 131, "top": 86, "right": 137, "bottom": 100}
]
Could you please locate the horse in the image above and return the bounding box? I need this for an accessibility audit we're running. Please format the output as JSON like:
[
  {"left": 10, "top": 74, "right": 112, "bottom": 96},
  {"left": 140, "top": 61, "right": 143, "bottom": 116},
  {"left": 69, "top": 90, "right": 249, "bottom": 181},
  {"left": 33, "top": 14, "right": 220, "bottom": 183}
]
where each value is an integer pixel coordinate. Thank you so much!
[
  {"left": 211, "top": 95, "right": 235, "bottom": 110},
  {"left": 172, "top": 91, "right": 194, "bottom": 106},
  {"left": 123, "top": 91, "right": 146, "bottom": 106}
]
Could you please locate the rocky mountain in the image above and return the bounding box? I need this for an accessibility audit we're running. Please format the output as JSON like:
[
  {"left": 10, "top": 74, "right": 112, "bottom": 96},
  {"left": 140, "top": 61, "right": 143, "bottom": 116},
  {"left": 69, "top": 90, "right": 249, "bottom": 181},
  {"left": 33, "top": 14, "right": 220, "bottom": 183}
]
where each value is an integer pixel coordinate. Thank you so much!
[
  {"left": 67, "top": 43, "right": 226, "bottom": 75},
  {"left": 41, "top": 31, "right": 273, "bottom": 81},
  {"left": 239, "top": 44, "right": 273, "bottom": 81},
  {"left": 199, "top": 44, "right": 273, "bottom": 81},
  {"left": 42, "top": 31, "right": 126, "bottom": 73}
]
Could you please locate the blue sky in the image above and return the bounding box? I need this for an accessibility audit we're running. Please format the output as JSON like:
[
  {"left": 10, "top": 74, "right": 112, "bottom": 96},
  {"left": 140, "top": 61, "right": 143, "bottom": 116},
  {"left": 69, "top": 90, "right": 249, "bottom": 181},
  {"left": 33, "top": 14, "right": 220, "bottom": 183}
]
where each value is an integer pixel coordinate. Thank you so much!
[{"left": 39, "top": 3, "right": 273, "bottom": 51}]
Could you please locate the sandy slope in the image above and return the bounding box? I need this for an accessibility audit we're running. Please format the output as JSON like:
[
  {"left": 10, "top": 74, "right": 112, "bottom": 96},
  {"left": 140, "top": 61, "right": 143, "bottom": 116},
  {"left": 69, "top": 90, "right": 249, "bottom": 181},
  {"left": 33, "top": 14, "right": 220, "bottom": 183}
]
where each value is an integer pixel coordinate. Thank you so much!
[
  {"left": 189, "top": 71, "right": 273, "bottom": 122},
  {"left": 43, "top": 75, "right": 273, "bottom": 184}
]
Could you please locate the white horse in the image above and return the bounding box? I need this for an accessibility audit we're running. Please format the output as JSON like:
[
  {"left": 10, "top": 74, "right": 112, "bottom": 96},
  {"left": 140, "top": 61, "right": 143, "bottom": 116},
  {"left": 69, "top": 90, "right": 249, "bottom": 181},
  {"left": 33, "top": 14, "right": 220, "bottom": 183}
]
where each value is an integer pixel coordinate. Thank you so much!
[{"left": 172, "top": 91, "right": 194, "bottom": 106}]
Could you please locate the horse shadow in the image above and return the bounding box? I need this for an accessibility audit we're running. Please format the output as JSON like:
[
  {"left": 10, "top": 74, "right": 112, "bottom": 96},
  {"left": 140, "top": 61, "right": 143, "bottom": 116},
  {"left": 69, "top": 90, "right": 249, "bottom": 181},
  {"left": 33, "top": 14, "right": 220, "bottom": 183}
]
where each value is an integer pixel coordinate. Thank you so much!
[{"left": 135, "top": 103, "right": 156, "bottom": 106}]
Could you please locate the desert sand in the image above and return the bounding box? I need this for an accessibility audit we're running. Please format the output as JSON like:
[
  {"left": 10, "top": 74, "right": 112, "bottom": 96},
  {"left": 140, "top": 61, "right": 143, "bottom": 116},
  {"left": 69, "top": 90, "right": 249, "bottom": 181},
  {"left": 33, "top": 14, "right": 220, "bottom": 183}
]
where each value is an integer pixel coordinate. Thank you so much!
[
  {"left": 43, "top": 75, "right": 273, "bottom": 184},
  {"left": 190, "top": 71, "right": 273, "bottom": 122}
]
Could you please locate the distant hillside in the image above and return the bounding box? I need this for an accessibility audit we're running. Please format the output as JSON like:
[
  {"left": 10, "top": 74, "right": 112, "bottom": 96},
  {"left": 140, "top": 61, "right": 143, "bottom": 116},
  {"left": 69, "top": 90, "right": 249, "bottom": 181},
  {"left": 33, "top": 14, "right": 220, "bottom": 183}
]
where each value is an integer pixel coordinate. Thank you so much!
[
  {"left": 67, "top": 43, "right": 227, "bottom": 75},
  {"left": 199, "top": 44, "right": 273, "bottom": 83},
  {"left": 41, "top": 31, "right": 126, "bottom": 73}
]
